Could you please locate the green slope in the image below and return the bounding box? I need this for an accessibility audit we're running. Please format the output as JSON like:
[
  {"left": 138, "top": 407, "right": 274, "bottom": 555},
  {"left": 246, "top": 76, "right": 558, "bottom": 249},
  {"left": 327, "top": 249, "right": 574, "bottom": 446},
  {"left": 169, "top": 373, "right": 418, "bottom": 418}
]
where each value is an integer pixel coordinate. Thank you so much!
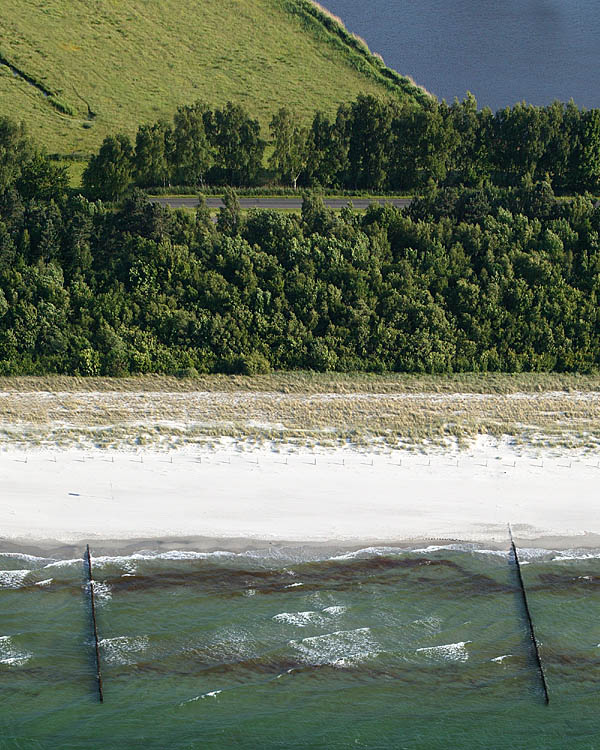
[{"left": 0, "top": 0, "right": 429, "bottom": 156}]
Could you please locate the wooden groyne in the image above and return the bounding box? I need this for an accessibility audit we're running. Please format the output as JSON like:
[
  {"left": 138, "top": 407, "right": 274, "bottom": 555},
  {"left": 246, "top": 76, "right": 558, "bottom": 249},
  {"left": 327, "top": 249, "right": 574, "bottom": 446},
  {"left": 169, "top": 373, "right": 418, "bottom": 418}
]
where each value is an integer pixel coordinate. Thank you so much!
[
  {"left": 85, "top": 544, "right": 104, "bottom": 703},
  {"left": 508, "top": 526, "right": 549, "bottom": 704}
]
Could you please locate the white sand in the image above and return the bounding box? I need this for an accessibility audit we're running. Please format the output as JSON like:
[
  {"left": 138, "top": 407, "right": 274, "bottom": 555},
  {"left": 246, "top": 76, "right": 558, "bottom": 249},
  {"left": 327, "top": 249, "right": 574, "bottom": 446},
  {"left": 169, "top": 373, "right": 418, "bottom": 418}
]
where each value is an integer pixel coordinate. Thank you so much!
[{"left": 1, "top": 437, "right": 598, "bottom": 548}]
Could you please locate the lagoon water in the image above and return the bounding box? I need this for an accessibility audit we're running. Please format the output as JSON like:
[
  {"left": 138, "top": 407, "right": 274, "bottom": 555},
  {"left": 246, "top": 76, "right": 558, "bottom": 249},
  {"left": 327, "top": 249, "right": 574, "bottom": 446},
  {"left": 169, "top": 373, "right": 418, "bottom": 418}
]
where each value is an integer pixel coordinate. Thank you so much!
[
  {"left": 1, "top": 544, "right": 599, "bottom": 748},
  {"left": 323, "top": 0, "right": 600, "bottom": 110}
]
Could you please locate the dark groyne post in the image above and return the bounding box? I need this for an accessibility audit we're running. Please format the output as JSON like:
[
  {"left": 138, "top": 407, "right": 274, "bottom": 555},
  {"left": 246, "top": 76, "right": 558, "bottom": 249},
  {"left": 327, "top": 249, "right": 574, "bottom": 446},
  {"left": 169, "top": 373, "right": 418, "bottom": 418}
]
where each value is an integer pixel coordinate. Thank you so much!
[
  {"left": 85, "top": 544, "right": 104, "bottom": 703},
  {"left": 508, "top": 525, "right": 549, "bottom": 704}
]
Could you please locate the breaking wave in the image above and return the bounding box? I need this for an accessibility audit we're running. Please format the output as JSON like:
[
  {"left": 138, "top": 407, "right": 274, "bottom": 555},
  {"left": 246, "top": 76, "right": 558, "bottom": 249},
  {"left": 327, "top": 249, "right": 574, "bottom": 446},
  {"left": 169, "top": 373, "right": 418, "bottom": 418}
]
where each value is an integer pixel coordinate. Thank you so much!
[
  {"left": 0, "top": 570, "right": 30, "bottom": 588},
  {"left": 416, "top": 641, "right": 471, "bottom": 662},
  {"left": 0, "top": 635, "right": 32, "bottom": 667},
  {"left": 99, "top": 635, "right": 150, "bottom": 665},
  {"left": 290, "top": 627, "right": 380, "bottom": 667}
]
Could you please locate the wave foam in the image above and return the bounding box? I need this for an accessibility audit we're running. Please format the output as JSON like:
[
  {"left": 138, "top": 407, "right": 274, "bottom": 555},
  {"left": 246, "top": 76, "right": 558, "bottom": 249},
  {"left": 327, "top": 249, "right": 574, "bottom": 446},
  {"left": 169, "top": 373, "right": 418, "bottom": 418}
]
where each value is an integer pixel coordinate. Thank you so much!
[
  {"left": 200, "top": 690, "right": 221, "bottom": 699},
  {"left": 180, "top": 689, "right": 222, "bottom": 706},
  {"left": 331, "top": 544, "right": 508, "bottom": 561},
  {"left": 553, "top": 549, "right": 600, "bottom": 562},
  {"left": 7, "top": 540, "right": 595, "bottom": 580},
  {"left": 8, "top": 542, "right": 591, "bottom": 577},
  {"left": 512, "top": 547, "right": 600, "bottom": 563},
  {"left": 290, "top": 627, "right": 379, "bottom": 667},
  {"left": 273, "top": 611, "right": 325, "bottom": 628},
  {"left": 412, "top": 616, "right": 443, "bottom": 633},
  {"left": 0, "top": 552, "right": 50, "bottom": 565},
  {"left": 91, "top": 581, "right": 112, "bottom": 605},
  {"left": 40, "top": 548, "right": 268, "bottom": 574},
  {"left": 0, "top": 570, "right": 30, "bottom": 589},
  {"left": 207, "top": 627, "right": 258, "bottom": 662},
  {"left": 330, "top": 546, "right": 403, "bottom": 561},
  {"left": 322, "top": 606, "right": 346, "bottom": 617},
  {"left": 99, "top": 635, "right": 149, "bottom": 665},
  {"left": 42, "top": 558, "right": 83, "bottom": 571},
  {"left": 0, "top": 635, "right": 32, "bottom": 666},
  {"left": 416, "top": 641, "right": 471, "bottom": 662},
  {"left": 274, "top": 606, "right": 347, "bottom": 628},
  {"left": 413, "top": 544, "right": 507, "bottom": 558}
]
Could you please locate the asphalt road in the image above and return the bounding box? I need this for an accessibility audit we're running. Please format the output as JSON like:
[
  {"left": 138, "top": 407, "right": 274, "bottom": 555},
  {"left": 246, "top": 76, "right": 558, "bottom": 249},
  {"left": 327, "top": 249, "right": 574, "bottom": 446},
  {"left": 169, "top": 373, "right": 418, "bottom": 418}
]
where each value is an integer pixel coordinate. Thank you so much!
[{"left": 151, "top": 196, "right": 412, "bottom": 211}]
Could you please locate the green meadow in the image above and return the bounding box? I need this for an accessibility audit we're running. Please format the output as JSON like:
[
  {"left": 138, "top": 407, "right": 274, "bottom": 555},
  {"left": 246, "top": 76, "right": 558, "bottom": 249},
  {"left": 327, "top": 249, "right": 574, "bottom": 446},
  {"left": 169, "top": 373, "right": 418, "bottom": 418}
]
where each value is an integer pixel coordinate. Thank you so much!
[{"left": 0, "top": 0, "right": 427, "bottom": 156}]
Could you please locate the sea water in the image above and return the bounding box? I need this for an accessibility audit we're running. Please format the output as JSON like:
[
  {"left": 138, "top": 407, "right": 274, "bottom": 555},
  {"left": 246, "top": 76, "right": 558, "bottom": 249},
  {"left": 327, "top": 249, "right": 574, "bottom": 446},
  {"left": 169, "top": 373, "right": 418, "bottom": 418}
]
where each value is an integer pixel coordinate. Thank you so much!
[
  {"left": 0, "top": 544, "right": 599, "bottom": 749},
  {"left": 323, "top": 0, "right": 600, "bottom": 110}
]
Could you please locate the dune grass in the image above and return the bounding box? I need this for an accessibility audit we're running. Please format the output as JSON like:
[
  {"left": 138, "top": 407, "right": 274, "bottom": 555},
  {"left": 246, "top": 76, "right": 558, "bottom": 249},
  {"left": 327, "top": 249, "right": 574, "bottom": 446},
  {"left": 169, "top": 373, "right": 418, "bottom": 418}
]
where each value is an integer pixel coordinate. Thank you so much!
[
  {"left": 0, "top": 0, "right": 426, "bottom": 156},
  {"left": 1, "top": 372, "right": 599, "bottom": 394},
  {"left": 1, "top": 374, "right": 599, "bottom": 452}
]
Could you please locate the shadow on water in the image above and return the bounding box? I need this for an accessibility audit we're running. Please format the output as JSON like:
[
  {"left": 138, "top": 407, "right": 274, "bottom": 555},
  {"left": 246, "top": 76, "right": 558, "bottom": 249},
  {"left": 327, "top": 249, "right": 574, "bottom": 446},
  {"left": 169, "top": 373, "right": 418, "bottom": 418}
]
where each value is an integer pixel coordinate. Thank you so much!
[
  {"left": 81, "top": 552, "right": 104, "bottom": 703},
  {"left": 86, "top": 556, "right": 515, "bottom": 599},
  {"left": 6, "top": 556, "right": 515, "bottom": 599},
  {"left": 507, "top": 545, "right": 549, "bottom": 703},
  {"left": 532, "top": 572, "right": 600, "bottom": 592}
]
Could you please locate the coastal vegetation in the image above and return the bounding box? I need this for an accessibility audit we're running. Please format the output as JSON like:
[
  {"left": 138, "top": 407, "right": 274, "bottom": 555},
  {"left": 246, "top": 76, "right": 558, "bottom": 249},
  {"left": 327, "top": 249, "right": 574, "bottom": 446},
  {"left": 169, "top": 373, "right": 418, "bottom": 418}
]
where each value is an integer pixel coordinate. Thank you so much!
[
  {"left": 1, "top": 111, "right": 600, "bottom": 378},
  {"left": 83, "top": 95, "right": 600, "bottom": 197},
  {"left": 1, "top": 374, "right": 599, "bottom": 452}
]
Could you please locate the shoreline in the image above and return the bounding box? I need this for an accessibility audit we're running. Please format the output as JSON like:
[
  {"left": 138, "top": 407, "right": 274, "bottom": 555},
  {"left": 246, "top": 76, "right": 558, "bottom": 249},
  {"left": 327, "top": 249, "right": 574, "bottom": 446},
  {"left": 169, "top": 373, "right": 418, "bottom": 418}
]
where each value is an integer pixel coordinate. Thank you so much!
[{"left": 2, "top": 532, "right": 600, "bottom": 560}]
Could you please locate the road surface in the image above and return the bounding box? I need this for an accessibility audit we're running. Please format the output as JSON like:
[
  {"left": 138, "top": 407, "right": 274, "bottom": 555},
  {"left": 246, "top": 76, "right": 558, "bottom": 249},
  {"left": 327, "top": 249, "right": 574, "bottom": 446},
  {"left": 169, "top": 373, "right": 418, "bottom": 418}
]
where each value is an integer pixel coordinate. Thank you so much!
[{"left": 150, "top": 196, "right": 412, "bottom": 211}]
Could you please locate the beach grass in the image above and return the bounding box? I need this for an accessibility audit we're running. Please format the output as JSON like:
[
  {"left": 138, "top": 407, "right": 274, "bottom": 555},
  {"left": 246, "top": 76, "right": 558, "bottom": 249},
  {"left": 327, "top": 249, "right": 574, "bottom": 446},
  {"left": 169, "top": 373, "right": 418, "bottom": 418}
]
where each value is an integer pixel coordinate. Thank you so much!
[
  {"left": 1, "top": 372, "right": 599, "bottom": 394},
  {"left": 1, "top": 373, "right": 599, "bottom": 452}
]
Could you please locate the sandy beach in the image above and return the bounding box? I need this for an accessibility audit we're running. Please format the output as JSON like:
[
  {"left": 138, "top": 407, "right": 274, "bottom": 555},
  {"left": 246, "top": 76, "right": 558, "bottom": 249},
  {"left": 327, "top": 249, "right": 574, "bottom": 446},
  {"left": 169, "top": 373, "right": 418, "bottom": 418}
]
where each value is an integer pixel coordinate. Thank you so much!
[
  {"left": 1, "top": 437, "right": 599, "bottom": 552},
  {"left": 1, "top": 378, "right": 598, "bottom": 553}
]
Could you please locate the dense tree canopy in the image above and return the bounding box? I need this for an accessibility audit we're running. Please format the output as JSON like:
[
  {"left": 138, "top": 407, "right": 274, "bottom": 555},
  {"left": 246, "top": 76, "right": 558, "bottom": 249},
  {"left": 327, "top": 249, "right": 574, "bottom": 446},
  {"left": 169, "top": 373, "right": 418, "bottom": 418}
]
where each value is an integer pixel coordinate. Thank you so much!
[
  {"left": 1, "top": 121, "right": 600, "bottom": 376},
  {"left": 80, "top": 95, "right": 600, "bottom": 200}
]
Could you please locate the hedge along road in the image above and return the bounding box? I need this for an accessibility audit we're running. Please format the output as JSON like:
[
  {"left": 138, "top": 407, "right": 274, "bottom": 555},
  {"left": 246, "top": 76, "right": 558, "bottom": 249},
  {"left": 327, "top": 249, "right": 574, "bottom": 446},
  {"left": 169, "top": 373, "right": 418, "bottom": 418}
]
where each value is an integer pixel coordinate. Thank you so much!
[{"left": 150, "top": 196, "right": 413, "bottom": 211}]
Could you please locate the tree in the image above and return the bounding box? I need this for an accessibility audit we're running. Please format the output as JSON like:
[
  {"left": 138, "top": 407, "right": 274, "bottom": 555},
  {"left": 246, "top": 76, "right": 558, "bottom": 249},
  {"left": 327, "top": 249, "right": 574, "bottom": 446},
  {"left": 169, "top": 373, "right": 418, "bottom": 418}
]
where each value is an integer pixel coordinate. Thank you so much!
[
  {"left": 347, "top": 95, "right": 394, "bottom": 190},
  {"left": 305, "top": 108, "right": 349, "bottom": 188},
  {"left": 171, "top": 102, "right": 213, "bottom": 187},
  {"left": 576, "top": 109, "right": 600, "bottom": 192},
  {"left": 301, "top": 193, "right": 334, "bottom": 235},
  {"left": 447, "top": 93, "right": 490, "bottom": 185},
  {"left": 83, "top": 134, "right": 134, "bottom": 201},
  {"left": 209, "top": 102, "right": 265, "bottom": 186},
  {"left": 562, "top": 100, "right": 583, "bottom": 192},
  {"left": 216, "top": 187, "right": 242, "bottom": 235},
  {"left": 16, "top": 151, "right": 69, "bottom": 203},
  {"left": 491, "top": 102, "right": 546, "bottom": 183},
  {"left": 269, "top": 108, "right": 308, "bottom": 189},
  {"left": 537, "top": 101, "right": 570, "bottom": 188},
  {"left": 134, "top": 121, "right": 170, "bottom": 187},
  {"left": 0, "top": 117, "right": 32, "bottom": 191},
  {"left": 391, "top": 102, "right": 455, "bottom": 189}
]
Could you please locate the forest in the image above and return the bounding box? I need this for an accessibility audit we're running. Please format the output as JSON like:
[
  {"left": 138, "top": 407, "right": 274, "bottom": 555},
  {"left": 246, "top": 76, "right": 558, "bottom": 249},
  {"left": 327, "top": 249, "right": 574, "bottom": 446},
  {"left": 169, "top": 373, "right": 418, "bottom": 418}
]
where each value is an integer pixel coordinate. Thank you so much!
[
  {"left": 81, "top": 94, "right": 600, "bottom": 196},
  {"left": 1, "top": 106, "right": 599, "bottom": 376}
]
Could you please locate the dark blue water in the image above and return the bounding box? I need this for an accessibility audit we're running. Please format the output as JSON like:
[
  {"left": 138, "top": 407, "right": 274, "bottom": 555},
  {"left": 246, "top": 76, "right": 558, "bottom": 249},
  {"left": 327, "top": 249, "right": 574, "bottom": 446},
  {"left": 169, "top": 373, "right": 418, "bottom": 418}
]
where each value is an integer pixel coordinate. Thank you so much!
[{"left": 322, "top": 0, "right": 600, "bottom": 110}]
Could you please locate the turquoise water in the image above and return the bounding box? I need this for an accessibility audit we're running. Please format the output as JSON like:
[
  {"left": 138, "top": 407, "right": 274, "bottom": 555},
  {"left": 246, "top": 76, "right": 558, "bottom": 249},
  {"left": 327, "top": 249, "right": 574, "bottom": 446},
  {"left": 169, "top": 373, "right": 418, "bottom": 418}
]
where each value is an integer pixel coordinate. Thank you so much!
[
  {"left": 323, "top": 0, "right": 600, "bottom": 110},
  {"left": 0, "top": 544, "right": 599, "bottom": 749}
]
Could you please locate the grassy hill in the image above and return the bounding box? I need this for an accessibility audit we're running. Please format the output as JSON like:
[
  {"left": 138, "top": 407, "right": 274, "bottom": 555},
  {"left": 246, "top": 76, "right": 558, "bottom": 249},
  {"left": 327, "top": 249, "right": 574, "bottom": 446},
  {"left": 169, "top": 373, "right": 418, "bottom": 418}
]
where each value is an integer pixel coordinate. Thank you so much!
[{"left": 0, "top": 0, "right": 430, "bottom": 156}]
